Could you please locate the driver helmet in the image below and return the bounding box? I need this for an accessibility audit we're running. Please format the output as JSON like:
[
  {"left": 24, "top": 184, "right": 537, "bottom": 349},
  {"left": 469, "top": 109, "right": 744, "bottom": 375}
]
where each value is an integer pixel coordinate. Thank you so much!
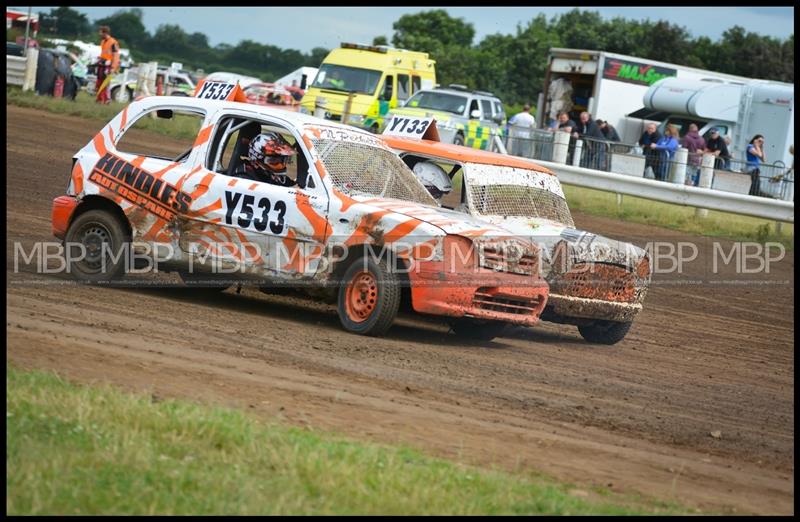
[
  {"left": 413, "top": 161, "right": 452, "bottom": 201},
  {"left": 248, "top": 132, "right": 296, "bottom": 175}
]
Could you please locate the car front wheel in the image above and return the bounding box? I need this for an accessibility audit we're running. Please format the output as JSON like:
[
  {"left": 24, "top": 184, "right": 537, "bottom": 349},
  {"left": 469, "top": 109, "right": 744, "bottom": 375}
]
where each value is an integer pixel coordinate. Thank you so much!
[
  {"left": 64, "top": 209, "right": 131, "bottom": 283},
  {"left": 578, "top": 320, "right": 632, "bottom": 345},
  {"left": 337, "top": 256, "right": 401, "bottom": 336}
]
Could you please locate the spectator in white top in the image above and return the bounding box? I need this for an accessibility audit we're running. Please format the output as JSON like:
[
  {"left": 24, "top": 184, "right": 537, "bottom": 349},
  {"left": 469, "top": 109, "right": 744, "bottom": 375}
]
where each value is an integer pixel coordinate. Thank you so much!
[
  {"left": 509, "top": 103, "right": 536, "bottom": 128},
  {"left": 507, "top": 103, "right": 536, "bottom": 158}
]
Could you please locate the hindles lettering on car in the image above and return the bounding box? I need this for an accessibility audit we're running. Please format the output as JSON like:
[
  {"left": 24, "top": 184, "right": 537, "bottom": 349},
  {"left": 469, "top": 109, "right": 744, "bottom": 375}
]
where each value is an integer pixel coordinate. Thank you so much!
[{"left": 52, "top": 84, "right": 549, "bottom": 339}]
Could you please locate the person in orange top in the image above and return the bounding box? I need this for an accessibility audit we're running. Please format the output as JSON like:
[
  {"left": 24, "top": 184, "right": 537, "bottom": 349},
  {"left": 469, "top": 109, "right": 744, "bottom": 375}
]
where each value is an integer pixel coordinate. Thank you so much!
[{"left": 95, "top": 25, "right": 120, "bottom": 104}]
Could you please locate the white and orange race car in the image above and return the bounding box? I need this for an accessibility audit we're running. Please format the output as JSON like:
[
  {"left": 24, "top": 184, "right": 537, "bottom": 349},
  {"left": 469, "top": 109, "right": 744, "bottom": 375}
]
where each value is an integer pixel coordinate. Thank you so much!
[
  {"left": 383, "top": 124, "right": 652, "bottom": 345},
  {"left": 51, "top": 82, "right": 549, "bottom": 339}
]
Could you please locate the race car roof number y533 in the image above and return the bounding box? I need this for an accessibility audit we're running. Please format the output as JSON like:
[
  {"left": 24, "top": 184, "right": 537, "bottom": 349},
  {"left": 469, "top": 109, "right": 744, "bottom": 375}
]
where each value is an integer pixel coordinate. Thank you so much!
[{"left": 193, "top": 79, "right": 249, "bottom": 102}]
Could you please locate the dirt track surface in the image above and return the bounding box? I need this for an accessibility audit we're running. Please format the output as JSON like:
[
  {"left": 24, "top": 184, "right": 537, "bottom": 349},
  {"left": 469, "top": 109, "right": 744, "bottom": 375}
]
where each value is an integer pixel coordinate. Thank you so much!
[{"left": 6, "top": 105, "right": 794, "bottom": 514}]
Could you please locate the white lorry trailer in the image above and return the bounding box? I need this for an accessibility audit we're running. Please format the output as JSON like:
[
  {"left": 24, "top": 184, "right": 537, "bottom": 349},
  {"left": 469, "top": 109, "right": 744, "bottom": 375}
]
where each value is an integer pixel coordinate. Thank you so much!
[
  {"left": 537, "top": 48, "right": 752, "bottom": 143},
  {"left": 639, "top": 77, "right": 794, "bottom": 168},
  {"left": 635, "top": 77, "right": 794, "bottom": 199}
]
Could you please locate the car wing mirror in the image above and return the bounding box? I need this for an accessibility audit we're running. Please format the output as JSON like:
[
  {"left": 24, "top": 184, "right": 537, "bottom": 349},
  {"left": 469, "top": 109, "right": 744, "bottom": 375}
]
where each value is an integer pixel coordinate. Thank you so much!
[{"left": 470, "top": 109, "right": 481, "bottom": 119}]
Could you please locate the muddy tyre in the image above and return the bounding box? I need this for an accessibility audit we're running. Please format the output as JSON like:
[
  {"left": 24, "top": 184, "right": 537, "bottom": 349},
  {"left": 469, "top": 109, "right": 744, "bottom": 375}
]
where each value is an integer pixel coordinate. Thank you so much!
[
  {"left": 64, "top": 209, "right": 130, "bottom": 283},
  {"left": 337, "top": 256, "right": 400, "bottom": 336},
  {"left": 450, "top": 318, "right": 508, "bottom": 342},
  {"left": 578, "top": 320, "right": 632, "bottom": 345}
]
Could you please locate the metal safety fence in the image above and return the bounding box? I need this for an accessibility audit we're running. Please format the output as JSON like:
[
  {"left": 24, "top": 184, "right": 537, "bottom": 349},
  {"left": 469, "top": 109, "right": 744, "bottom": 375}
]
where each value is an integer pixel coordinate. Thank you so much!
[{"left": 502, "top": 124, "right": 793, "bottom": 203}]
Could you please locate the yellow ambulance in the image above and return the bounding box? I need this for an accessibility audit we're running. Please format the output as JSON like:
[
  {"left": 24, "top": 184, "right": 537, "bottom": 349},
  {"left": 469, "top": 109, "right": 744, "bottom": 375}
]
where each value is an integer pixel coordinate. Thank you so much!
[{"left": 300, "top": 42, "right": 436, "bottom": 132}]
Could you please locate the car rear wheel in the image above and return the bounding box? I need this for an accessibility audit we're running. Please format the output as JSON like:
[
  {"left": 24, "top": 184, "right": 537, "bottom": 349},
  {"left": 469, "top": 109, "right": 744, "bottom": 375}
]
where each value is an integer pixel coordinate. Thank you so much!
[
  {"left": 64, "top": 209, "right": 130, "bottom": 283},
  {"left": 578, "top": 320, "right": 632, "bottom": 345},
  {"left": 453, "top": 133, "right": 465, "bottom": 147},
  {"left": 450, "top": 318, "right": 508, "bottom": 342},
  {"left": 337, "top": 256, "right": 400, "bottom": 336}
]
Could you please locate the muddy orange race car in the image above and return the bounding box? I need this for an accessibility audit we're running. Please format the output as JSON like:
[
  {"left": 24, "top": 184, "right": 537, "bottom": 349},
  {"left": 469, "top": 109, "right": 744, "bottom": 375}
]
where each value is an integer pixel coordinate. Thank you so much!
[
  {"left": 383, "top": 117, "right": 652, "bottom": 344},
  {"left": 51, "top": 81, "right": 549, "bottom": 339}
]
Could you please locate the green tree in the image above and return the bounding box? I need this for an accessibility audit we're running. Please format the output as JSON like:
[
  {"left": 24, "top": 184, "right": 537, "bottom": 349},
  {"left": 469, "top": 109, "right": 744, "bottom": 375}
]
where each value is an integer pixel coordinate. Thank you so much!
[
  {"left": 40, "top": 6, "right": 91, "bottom": 38},
  {"left": 551, "top": 9, "right": 606, "bottom": 51},
  {"left": 392, "top": 9, "right": 475, "bottom": 50},
  {"left": 391, "top": 10, "right": 476, "bottom": 88},
  {"left": 306, "top": 47, "right": 330, "bottom": 67},
  {"left": 94, "top": 8, "right": 149, "bottom": 49},
  {"left": 372, "top": 35, "right": 388, "bottom": 46}
]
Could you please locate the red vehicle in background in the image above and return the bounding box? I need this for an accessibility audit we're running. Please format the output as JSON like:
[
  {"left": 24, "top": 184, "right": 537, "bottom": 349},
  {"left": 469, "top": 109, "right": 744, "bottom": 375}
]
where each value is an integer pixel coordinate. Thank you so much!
[{"left": 243, "top": 82, "right": 303, "bottom": 111}]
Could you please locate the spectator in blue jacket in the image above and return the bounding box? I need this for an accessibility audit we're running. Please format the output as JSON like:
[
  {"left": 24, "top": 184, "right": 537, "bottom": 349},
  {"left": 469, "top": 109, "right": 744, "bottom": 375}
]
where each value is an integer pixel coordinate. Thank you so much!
[
  {"left": 650, "top": 124, "right": 679, "bottom": 181},
  {"left": 746, "top": 134, "right": 766, "bottom": 196},
  {"left": 638, "top": 122, "right": 662, "bottom": 178}
]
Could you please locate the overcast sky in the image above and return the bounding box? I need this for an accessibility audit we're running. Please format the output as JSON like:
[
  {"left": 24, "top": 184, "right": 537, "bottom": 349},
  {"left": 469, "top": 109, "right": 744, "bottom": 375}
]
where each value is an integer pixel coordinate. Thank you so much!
[{"left": 14, "top": 6, "right": 795, "bottom": 53}]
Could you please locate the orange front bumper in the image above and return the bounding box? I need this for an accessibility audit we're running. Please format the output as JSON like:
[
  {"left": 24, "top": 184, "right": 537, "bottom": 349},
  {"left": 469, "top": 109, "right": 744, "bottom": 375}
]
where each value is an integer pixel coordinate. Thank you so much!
[
  {"left": 52, "top": 195, "right": 79, "bottom": 240},
  {"left": 408, "top": 265, "right": 549, "bottom": 327}
]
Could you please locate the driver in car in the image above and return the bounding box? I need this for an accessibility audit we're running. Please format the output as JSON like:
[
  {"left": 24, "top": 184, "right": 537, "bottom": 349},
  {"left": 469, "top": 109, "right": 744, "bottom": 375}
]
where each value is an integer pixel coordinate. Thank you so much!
[
  {"left": 235, "top": 132, "right": 297, "bottom": 187},
  {"left": 409, "top": 160, "right": 452, "bottom": 204}
]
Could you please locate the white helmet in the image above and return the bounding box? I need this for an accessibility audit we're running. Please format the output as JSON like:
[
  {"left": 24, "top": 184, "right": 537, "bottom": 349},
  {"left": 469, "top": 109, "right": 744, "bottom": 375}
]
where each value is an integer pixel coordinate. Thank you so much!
[{"left": 413, "top": 161, "right": 452, "bottom": 200}]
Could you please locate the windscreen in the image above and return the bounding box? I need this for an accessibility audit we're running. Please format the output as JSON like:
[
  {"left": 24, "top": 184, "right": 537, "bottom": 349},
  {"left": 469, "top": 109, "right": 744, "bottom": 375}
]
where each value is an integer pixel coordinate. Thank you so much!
[
  {"left": 311, "top": 64, "right": 382, "bottom": 95},
  {"left": 465, "top": 164, "right": 575, "bottom": 227},
  {"left": 309, "top": 129, "right": 438, "bottom": 206},
  {"left": 404, "top": 91, "right": 468, "bottom": 115}
]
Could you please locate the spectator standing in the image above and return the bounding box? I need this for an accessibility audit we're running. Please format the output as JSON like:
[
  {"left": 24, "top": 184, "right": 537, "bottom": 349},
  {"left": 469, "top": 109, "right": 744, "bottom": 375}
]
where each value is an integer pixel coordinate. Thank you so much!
[
  {"left": 681, "top": 123, "right": 706, "bottom": 186},
  {"left": 554, "top": 111, "right": 575, "bottom": 133},
  {"left": 95, "top": 26, "right": 120, "bottom": 104},
  {"left": 553, "top": 111, "right": 577, "bottom": 163},
  {"left": 704, "top": 128, "right": 731, "bottom": 170},
  {"left": 572, "top": 111, "right": 606, "bottom": 169},
  {"left": 639, "top": 123, "right": 662, "bottom": 178},
  {"left": 745, "top": 134, "right": 766, "bottom": 196},
  {"left": 597, "top": 119, "right": 620, "bottom": 142},
  {"left": 651, "top": 124, "right": 679, "bottom": 181},
  {"left": 507, "top": 103, "right": 536, "bottom": 157}
]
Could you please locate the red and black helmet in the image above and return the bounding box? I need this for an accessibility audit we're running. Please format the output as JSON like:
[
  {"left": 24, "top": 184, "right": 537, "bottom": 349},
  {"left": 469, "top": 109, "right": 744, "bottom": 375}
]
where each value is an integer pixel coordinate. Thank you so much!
[{"left": 248, "top": 132, "right": 296, "bottom": 174}]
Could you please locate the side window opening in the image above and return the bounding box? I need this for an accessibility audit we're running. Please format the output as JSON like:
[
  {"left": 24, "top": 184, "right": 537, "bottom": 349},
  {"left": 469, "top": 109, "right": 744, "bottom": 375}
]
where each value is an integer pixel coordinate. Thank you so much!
[
  {"left": 469, "top": 99, "right": 480, "bottom": 118},
  {"left": 208, "top": 117, "right": 311, "bottom": 188},
  {"left": 411, "top": 75, "right": 421, "bottom": 95},
  {"left": 400, "top": 154, "right": 463, "bottom": 210},
  {"left": 493, "top": 100, "right": 505, "bottom": 120},
  {"left": 480, "top": 99, "right": 492, "bottom": 122},
  {"left": 381, "top": 75, "right": 394, "bottom": 101},
  {"left": 115, "top": 108, "right": 204, "bottom": 162},
  {"left": 397, "top": 74, "right": 410, "bottom": 101}
]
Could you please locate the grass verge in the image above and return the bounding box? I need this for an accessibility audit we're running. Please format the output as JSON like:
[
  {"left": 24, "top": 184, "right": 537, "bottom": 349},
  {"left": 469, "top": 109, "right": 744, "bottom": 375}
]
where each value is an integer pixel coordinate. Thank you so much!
[
  {"left": 6, "top": 366, "right": 690, "bottom": 515},
  {"left": 6, "top": 86, "right": 200, "bottom": 140},
  {"left": 563, "top": 184, "right": 793, "bottom": 249}
]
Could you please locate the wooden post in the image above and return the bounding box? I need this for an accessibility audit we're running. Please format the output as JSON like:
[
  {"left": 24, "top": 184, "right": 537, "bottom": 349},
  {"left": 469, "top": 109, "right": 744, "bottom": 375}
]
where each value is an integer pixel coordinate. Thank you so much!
[{"left": 342, "top": 91, "right": 354, "bottom": 125}]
